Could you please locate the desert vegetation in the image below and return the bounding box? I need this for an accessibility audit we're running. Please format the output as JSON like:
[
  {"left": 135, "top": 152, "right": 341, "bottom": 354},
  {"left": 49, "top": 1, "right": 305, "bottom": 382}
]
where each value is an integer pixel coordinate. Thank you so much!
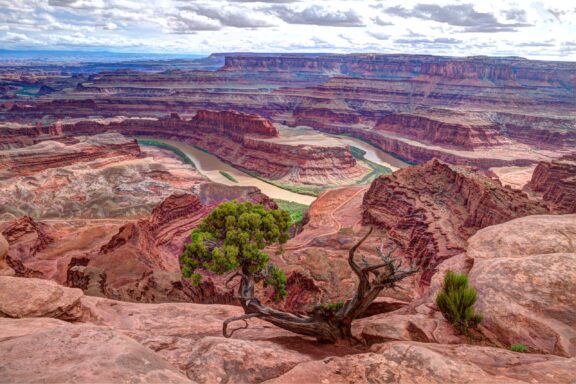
[
  {"left": 181, "top": 201, "right": 419, "bottom": 344},
  {"left": 273, "top": 199, "right": 308, "bottom": 225},
  {"left": 511, "top": 343, "right": 529, "bottom": 353},
  {"left": 436, "top": 271, "right": 482, "bottom": 335}
]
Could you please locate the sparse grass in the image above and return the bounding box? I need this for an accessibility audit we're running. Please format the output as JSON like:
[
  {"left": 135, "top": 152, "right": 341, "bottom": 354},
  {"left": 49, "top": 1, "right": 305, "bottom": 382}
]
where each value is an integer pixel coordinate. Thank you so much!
[
  {"left": 511, "top": 343, "right": 528, "bottom": 353},
  {"left": 138, "top": 139, "right": 196, "bottom": 168},
  {"left": 274, "top": 199, "right": 309, "bottom": 224},
  {"left": 219, "top": 171, "right": 238, "bottom": 183}
]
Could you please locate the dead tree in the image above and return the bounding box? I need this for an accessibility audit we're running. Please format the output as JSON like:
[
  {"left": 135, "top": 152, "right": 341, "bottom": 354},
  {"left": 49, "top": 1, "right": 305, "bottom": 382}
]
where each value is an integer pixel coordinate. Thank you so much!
[{"left": 223, "top": 227, "right": 419, "bottom": 343}]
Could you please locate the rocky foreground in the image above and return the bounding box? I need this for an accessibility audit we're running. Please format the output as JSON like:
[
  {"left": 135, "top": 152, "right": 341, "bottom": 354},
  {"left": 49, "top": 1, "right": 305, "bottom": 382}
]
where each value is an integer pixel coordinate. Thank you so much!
[{"left": 1, "top": 213, "right": 575, "bottom": 383}]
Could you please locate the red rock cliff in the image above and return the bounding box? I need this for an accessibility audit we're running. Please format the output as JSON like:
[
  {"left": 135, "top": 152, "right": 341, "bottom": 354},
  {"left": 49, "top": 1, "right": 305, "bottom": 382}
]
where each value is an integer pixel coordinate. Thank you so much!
[
  {"left": 54, "top": 111, "right": 366, "bottom": 186},
  {"left": 362, "top": 159, "right": 549, "bottom": 284},
  {"left": 192, "top": 110, "right": 278, "bottom": 137},
  {"left": 375, "top": 113, "right": 506, "bottom": 149},
  {"left": 221, "top": 54, "right": 576, "bottom": 84},
  {"left": 527, "top": 153, "right": 576, "bottom": 213}
]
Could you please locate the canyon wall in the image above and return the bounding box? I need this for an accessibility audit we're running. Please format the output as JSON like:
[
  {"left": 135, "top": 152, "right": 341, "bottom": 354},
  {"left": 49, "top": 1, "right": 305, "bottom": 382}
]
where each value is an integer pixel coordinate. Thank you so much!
[
  {"left": 362, "top": 159, "right": 550, "bottom": 284},
  {"left": 54, "top": 111, "right": 367, "bottom": 186},
  {"left": 221, "top": 54, "right": 576, "bottom": 84},
  {"left": 527, "top": 153, "right": 576, "bottom": 213},
  {"left": 374, "top": 113, "right": 506, "bottom": 149},
  {"left": 0, "top": 133, "right": 141, "bottom": 178}
]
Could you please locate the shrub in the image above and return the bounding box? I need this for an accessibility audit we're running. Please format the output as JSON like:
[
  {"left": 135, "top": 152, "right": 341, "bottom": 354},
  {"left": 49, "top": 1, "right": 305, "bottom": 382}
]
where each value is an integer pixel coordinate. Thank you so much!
[
  {"left": 436, "top": 271, "right": 482, "bottom": 334},
  {"left": 511, "top": 343, "right": 528, "bottom": 353}
]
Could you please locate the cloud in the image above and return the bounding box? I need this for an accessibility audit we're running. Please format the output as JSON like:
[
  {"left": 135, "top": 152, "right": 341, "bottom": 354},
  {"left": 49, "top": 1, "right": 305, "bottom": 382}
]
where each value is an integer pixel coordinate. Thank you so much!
[
  {"left": 384, "top": 4, "right": 531, "bottom": 32},
  {"left": 515, "top": 41, "right": 556, "bottom": 47},
  {"left": 166, "top": 11, "right": 222, "bottom": 33},
  {"left": 394, "top": 37, "right": 463, "bottom": 45},
  {"left": 372, "top": 16, "right": 393, "bottom": 26},
  {"left": 1, "top": 32, "right": 31, "bottom": 42},
  {"left": 547, "top": 8, "right": 576, "bottom": 23},
  {"left": 367, "top": 31, "right": 390, "bottom": 40},
  {"left": 502, "top": 9, "right": 527, "bottom": 22},
  {"left": 179, "top": 4, "right": 275, "bottom": 28},
  {"left": 271, "top": 5, "right": 365, "bottom": 27}
]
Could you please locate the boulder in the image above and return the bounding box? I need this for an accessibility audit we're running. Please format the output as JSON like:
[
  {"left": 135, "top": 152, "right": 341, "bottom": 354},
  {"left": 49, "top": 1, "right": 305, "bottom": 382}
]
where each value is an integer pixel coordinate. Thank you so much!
[
  {"left": 0, "top": 276, "right": 83, "bottom": 319},
  {"left": 467, "top": 214, "right": 576, "bottom": 259},
  {"left": 471, "top": 252, "right": 576, "bottom": 357},
  {"left": 358, "top": 312, "right": 461, "bottom": 346},
  {"left": 0, "top": 319, "right": 190, "bottom": 383},
  {"left": 464, "top": 214, "right": 576, "bottom": 357}
]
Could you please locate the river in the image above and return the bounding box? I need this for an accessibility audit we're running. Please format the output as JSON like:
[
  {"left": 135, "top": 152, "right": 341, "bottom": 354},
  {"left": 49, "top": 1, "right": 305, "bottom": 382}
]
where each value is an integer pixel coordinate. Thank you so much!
[
  {"left": 140, "top": 132, "right": 409, "bottom": 206},
  {"left": 140, "top": 138, "right": 316, "bottom": 205}
]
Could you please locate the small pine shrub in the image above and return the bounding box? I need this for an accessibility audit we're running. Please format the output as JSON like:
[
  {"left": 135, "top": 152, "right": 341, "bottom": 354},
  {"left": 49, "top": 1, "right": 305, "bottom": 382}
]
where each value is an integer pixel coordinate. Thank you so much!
[
  {"left": 511, "top": 343, "right": 528, "bottom": 353},
  {"left": 436, "top": 271, "right": 482, "bottom": 334}
]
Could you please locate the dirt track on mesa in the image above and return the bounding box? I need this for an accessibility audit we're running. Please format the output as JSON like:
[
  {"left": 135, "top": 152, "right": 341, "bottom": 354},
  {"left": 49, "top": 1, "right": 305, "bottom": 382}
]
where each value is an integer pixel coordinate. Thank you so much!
[{"left": 280, "top": 186, "right": 369, "bottom": 251}]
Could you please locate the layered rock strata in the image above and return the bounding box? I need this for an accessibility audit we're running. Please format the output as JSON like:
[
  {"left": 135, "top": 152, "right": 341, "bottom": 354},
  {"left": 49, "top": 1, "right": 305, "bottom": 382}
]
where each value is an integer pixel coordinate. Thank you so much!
[
  {"left": 362, "top": 159, "right": 549, "bottom": 283},
  {"left": 5, "top": 54, "right": 574, "bottom": 169},
  {"left": 527, "top": 153, "right": 576, "bottom": 213},
  {"left": 52, "top": 111, "right": 367, "bottom": 186},
  {"left": 0, "top": 133, "right": 142, "bottom": 178}
]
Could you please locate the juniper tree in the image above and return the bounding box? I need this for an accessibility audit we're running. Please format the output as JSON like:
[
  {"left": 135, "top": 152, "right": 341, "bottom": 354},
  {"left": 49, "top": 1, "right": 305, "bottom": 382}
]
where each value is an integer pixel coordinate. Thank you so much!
[{"left": 181, "top": 201, "right": 419, "bottom": 344}]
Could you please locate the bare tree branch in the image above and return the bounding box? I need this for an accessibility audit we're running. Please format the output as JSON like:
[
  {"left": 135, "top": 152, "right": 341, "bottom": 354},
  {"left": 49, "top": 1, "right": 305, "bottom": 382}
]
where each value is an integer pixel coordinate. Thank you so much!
[{"left": 223, "top": 313, "right": 262, "bottom": 338}]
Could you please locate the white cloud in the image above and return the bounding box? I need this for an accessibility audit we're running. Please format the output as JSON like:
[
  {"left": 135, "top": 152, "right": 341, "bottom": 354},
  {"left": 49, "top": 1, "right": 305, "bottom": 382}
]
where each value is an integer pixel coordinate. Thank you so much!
[{"left": 0, "top": 0, "right": 572, "bottom": 60}]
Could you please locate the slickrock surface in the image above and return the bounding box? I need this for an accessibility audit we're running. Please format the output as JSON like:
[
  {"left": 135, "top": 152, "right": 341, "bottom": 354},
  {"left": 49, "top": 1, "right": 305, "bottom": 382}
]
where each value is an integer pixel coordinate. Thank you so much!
[
  {"left": 265, "top": 342, "right": 576, "bottom": 384},
  {"left": 362, "top": 159, "right": 549, "bottom": 283},
  {"left": 185, "top": 337, "right": 310, "bottom": 383},
  {"left": 2, "top": 271, "right": 576, "bottom": 383},
  {"left": 0, "top": 318, "right": 191, "bottom": 384},
  {"left": 464, "top": 215, "right": 576, "bottom": 357},
  {"left": 527, "top": 153, "right": 576, "bottom": 213}
]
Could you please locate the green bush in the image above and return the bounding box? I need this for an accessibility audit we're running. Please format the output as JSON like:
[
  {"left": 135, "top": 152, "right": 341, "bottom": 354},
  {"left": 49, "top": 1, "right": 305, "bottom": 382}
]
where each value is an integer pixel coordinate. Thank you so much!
[
  {"left": 181, "top": 201, "right": 291, "bottom": 301},
  {"left": 436, "top": 271, "right": 482, "bottom": 334},
  {"left": 510, "top": 343, "right": 528, "bottom": 353},
  {"left": 273, "top": 199, "right": 309, "bottom": 225}
]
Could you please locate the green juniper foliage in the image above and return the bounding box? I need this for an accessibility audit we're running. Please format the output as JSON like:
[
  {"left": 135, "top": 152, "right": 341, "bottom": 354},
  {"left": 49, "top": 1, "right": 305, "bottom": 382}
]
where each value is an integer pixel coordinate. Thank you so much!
[
  {"left": 436, "top": 271, "right": 482, "bottom": 334},
  {"left": 181, "top": 201, "right": 291, "bottom": 301}
]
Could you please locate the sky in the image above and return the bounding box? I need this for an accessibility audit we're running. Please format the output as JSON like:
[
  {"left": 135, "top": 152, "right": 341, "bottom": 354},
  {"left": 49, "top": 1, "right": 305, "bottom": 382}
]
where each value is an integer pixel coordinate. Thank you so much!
[{"left": 1, "top": 0, "right": 575, "bottom": 60}]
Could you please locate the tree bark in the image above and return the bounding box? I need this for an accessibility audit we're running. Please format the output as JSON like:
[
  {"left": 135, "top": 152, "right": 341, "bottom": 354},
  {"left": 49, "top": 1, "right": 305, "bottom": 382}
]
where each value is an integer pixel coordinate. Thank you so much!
[{"left": 222, "top": 227, "right": 419, "bottom": 344}]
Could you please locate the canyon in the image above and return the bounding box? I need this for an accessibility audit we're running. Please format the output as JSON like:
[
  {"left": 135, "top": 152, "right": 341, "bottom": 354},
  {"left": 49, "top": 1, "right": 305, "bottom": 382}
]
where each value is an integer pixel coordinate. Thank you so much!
[
  {"left": 3, "top": 53, "right": 573, "bottom": 170},
  {"left": 1, "top": 52, "right": 575, "bottom": 383}
]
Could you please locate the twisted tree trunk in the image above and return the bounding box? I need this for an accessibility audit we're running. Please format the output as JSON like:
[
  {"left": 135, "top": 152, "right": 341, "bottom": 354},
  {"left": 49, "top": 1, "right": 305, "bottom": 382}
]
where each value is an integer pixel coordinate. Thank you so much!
[{"left": 223, "top": 227, "right": 419, "bottom": 344}]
